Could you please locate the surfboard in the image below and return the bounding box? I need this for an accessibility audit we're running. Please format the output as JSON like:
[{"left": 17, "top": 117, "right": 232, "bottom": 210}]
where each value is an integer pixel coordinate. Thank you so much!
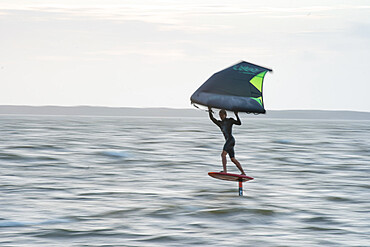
[
  {"left": 208, "top": 172, "right": 254, "bottom": 182},
  {"left": 208, "top": 172, "right": 254, "bottom": 196}
]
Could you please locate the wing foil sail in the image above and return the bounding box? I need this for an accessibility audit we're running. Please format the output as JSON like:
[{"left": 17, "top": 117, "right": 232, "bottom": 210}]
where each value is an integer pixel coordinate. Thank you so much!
[{"left": 191, "top": 61, "right": 272, "bottom": 114}]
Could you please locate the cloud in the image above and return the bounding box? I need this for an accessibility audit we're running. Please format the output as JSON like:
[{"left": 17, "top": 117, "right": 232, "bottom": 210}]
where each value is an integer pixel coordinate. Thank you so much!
[
  {"left": 1, "top": 2, "right": 367, "bottom": 27},
  {"left": 84, "top": 47, "right": 187, "bottom": 61}
]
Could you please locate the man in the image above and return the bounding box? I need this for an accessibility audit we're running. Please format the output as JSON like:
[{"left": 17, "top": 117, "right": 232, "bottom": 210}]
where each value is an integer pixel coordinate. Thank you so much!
[{"left": 208, "top": 107, "right": 246, "bottom": 175}]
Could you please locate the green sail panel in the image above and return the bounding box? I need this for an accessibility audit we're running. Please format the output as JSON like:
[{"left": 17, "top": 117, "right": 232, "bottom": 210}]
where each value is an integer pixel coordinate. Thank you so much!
[
  {"left": 249, "top": 71, "right": 267, "bottom": 92},
  {"left": 251, "top": 97, "right": 263, "bottom": 106}
]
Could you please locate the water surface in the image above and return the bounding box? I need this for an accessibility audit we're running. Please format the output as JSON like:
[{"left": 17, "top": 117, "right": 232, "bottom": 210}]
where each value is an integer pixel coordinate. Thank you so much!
[{"left": 0, "top": 116, "right": 369, "bottom": 246}]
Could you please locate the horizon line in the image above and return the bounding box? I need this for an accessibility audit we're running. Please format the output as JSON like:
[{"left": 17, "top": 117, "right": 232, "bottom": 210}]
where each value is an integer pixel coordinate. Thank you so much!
[{"left": 0, "top": 104, "right": 369, "bottom": 113}]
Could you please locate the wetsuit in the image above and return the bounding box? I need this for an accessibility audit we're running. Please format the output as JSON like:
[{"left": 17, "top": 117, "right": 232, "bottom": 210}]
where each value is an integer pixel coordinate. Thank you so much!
[{"left": 209, "top": 111, "right": 241, "bottom": 158}]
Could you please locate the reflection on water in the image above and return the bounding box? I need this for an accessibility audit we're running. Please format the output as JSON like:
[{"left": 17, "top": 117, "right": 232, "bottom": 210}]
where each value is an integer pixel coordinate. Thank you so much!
[{"left": 0, "top": 116, "right": 369, "bottom": 246}]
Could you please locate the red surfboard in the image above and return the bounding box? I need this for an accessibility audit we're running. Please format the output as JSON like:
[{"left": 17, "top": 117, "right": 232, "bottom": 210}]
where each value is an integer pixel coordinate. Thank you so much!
[
  {"left": 208, "top": 172, "right": 254, "bottom": 196},
  {"left": 208, "top": 172, "right": 254, "bottom": 182}
]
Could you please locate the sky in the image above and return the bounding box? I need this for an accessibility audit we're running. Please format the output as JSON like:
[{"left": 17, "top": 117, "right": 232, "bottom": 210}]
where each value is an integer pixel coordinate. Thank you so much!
[{"left": 0, "top": 0, "right": 369, "bottom": 111}]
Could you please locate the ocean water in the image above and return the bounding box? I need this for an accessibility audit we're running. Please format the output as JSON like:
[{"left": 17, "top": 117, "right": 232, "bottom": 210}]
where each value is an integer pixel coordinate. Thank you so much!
[{"left": 0, "top": 115, "right": 369, "bottom": 247}]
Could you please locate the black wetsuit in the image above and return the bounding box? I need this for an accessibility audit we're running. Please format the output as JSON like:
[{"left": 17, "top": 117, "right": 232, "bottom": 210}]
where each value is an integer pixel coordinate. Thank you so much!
[{"left": 209, "top": 111, "right": 241, "bottom": 158}]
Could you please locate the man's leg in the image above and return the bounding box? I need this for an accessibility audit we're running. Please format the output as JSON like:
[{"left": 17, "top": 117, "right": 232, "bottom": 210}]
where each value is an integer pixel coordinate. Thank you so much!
[
  {"left": 221, "top": 150, "right": 227, "bottom": 173},
  {"left": 231, "top": 157, "right": 246, "bottom": 175}
]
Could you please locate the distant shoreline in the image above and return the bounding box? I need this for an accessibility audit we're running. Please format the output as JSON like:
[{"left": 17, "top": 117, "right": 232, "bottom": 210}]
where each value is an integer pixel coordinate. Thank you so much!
[{"left": 0, "top": 105, "right": 370, "bottom": 120}]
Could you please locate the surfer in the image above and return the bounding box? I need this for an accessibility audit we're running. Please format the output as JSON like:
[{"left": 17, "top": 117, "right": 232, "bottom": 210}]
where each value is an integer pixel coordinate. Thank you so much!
[{"left": 208, "top": 107, "right": 246, "bottom": 175}]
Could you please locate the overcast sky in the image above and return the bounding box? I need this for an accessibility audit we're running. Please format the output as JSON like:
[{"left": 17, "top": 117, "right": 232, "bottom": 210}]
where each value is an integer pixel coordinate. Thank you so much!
[{"left": 1, "top": 0, "right": 369, "bottom": 111}]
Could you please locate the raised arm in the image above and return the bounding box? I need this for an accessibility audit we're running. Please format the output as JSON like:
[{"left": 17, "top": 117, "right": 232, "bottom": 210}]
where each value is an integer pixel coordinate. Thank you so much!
[
  {"left": 208, "top": 107, "right": 221, "bottom": 127},
  {"left": 234, "top": 111, "right": 241, "bottom": 125}
]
